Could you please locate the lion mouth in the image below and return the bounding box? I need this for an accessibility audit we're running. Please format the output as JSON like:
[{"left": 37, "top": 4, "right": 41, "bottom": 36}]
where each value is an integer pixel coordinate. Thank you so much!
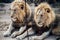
[
  {"left": 37, "top": 21, "right": 44, "bottom": 27},
  {"left": 38, "top": 24, "right": 43, "bottom": 27}
]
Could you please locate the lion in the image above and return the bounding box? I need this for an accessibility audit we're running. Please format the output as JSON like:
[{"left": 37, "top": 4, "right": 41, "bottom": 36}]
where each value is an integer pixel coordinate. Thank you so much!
[
  {"left": 30, "top": 2, "right": 56, "bottom": 40},
  {"left": 3, "top": 0, "right": 32, "bottom": 38},
  {"left": 30, "top": 2, "right": 60, "bottom": 40}
]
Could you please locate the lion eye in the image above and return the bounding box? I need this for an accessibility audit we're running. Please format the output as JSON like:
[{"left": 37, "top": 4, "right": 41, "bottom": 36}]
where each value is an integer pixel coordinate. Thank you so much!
[
  {"left": 45, "top": 8, "right": 50, "bottom": 13},
  {"left": 47, "top": 10, "right": 50, "bottom": 13},
  {"left": 21, "top": 6, "right": 24, "bottom": 10},
  {"left": 21, "top": 5, "right": 24, "bottom": 10}
]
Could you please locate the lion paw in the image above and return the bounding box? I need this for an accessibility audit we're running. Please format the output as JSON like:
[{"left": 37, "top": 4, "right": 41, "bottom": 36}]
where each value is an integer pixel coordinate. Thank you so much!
[
  {"left": 3, "top": 31, "right": 11, "bottom": 37},
  {"left": 16, "top": 35, "right": 23, "bottom": 40},
  {"left": 11, "top": 32, "right": 18, "bottom": 38}
]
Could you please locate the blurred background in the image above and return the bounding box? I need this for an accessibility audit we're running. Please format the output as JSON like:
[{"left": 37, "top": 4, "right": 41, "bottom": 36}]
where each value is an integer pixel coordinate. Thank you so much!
[
  {"left": 0, "top": 0, "right": 60, "bottom": 3},
  {"left": 0, "top": 0, "right": 60, "bottom": 40}
]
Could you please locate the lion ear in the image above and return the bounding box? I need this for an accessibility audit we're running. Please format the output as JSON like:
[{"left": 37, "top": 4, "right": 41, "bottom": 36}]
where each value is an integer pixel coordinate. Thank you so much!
[{"left": 45, "top": 8, "right": 50, "bottom": 13}]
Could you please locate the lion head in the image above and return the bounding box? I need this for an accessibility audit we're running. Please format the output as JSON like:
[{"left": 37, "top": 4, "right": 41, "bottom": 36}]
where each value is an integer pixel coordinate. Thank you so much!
[
  {"left": 10, "top": 0, "right": 31, "bottom": 25},
  {"left": 34, "top": 2, "right": 55, "bottom": 27}
]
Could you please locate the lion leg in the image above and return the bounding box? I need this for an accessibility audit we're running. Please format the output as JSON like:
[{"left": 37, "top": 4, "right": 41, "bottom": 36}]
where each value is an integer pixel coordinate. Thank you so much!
[
  {"left": 3, "top": 22, "right": 14, "bottom": 37},
  {"left": 11, "top": 26, "right": 26, "bottom": 38},
  {"left": 30, "top": 31, "right": 50, "bottom": 40},
  {"left": 16, "top": 28, "right": 34, "bottom": 40}
]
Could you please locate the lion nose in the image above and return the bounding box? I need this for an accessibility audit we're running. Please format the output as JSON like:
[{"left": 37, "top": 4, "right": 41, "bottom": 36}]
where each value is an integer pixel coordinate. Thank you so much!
[
  {"left": 11, "top": 14, "right": 15, "bottom": 18},
  {"left": 11, "top": 16, "right": 17, "bottom": 19},
  {"left": 11, "top": 15, "right": 13, "bottom": 18},
  {"left": 41, "top": 14, "right": 43, "bottom": 17}
]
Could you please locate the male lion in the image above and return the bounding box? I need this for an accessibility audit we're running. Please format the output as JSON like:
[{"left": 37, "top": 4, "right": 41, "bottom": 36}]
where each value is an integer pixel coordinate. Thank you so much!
[
  {"left": 3, "top": 0, "right": 32, "bottom": 38},
  {"left": 31, "top": 2, "right": 56, "bottom": 40},
  {"left": 33, "top": 3, "right": 60, "bottom": 40}
]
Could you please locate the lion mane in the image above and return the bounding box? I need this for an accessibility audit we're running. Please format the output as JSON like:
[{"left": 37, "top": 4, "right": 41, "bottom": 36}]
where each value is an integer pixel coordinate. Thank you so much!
[
  {"left": 10, "top": 0, "right": 31, "bottom": 25},
  {"left": 34, "top": 2, "right": 55, "bottom": 28}
]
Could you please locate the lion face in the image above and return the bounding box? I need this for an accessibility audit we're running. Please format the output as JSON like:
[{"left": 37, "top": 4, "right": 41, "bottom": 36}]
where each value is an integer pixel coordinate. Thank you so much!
[
  {"left": 10, "top": 0, "right": 31, "bottom": 24},
  {"left": 34, "top": 3, "right": 55, "bottom": 27}
]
